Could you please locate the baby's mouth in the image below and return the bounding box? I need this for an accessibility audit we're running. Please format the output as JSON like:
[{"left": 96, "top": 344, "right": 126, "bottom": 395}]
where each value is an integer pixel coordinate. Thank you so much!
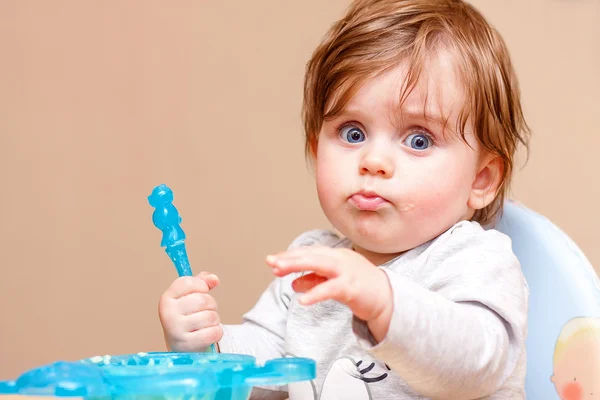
[{"left": 349, "top": 190, "right": 389, "bottom": 211}]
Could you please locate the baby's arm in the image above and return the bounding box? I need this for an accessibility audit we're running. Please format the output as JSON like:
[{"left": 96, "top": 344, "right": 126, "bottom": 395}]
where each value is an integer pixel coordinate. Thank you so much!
[
  {"left": 355, "top": 227, "right": 529, "bottom": 398},
  {"left": 218, "top": 275, "right": 295, "bottom": 400},
  {"left": 219, "top": 274, "right": 293, "bottom": 362},
  {"left": 219, "top": 230, "right": 341, "bottom": 359},
  {"left": 219, "top": 231, "right": 342, "bottom": 400}
]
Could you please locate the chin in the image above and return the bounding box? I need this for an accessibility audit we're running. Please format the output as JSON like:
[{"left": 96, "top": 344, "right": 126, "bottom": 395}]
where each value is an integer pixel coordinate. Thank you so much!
[
  {"left": 367, "top": 242, "right": 412, "bottom": 255},
  {"left": 349, "top": 232, "right": 413, "bottom": 254}
]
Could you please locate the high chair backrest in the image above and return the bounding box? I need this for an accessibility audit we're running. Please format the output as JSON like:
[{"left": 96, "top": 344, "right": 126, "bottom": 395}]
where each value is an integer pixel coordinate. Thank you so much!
[{"left": 495, "top": 201, "right": 600, "bottom": 399}]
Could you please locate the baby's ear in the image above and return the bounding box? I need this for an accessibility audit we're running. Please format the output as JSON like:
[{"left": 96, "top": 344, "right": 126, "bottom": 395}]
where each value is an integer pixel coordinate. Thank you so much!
[{"left": 468, "top": 154, "right": 504, "bottom": 210}]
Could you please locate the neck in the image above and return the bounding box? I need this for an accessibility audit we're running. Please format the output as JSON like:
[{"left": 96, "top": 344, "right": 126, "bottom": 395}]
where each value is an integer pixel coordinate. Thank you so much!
[{"left": 351, "top": 244, "right": 404, "bottom": 266}]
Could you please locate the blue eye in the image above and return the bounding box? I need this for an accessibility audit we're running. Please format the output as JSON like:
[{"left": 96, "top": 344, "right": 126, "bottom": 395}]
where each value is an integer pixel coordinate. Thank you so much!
[
  {"left": 404, "top": 133, "right": 431, "bottom": 150},
  {"left": 340, "top": 126, "right": 365, "bottom": 143}
]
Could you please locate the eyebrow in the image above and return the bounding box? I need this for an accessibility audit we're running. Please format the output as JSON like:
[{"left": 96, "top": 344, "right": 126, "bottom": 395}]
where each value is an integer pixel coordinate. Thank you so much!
[
  {"left": 329, "top": 102, "right": 458, "bottom": 137},
  {"left": 325, "top": 107, "right": 372, "bottom": 126},
  {"left": 397, "top": 107, "right": 448, "bottom": 127},
  {"left": 336, "top": 101, "right": 448, "bottom": 123}
]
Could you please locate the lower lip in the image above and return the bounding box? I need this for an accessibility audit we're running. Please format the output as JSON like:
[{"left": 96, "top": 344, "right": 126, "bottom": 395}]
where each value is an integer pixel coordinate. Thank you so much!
[{"left": 349, "top": 194, "right": 388, "bottom": 211}]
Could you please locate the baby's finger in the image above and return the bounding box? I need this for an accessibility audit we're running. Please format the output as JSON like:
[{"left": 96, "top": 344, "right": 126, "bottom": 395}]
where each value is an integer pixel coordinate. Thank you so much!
[
  {"left": 187, "top": 324, "right": 223, "bottom": 349},
  {"left": 184, "top": 310, "right": 221, "bottom": 332},
  {"left": 298, "top": 279, "right": 344, "bottom": 306},
  {"left": 267, "top": 252, "right": 339, "bottom": 278},
  {"left": 196, "top": 272, "right": 220, "bottom": 290},
  {"left": 267, "top": 246, "right": 335, "bottom": 262},
  {"left": 177, "top": 293, "right": 218, "bottom": 316},
  {"left": 292, "top": 273, "right": 328, "bottom": 293},
  {"left": 167, "top": 276, "right": 211, "bottom": 299}
]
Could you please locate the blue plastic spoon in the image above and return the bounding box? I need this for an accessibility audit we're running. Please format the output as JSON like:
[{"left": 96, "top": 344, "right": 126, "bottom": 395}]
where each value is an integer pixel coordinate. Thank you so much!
[{"left": 148, "top": 184, "right": 217, "bottom": 353}]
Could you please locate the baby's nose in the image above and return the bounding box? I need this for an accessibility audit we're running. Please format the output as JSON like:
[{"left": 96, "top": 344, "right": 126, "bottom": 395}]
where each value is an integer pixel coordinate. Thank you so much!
[{"left": 359, "top": 146, "right": 394, "bottom": 177}]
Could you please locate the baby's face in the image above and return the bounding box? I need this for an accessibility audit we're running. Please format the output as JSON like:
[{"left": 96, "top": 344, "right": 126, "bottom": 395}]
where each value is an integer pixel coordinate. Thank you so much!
[
  {"left": 314, "top": 49, "right": 485, "bottom": 262},
  {"left": 551, "top": 335, "right": 600, "bottom": 400}
]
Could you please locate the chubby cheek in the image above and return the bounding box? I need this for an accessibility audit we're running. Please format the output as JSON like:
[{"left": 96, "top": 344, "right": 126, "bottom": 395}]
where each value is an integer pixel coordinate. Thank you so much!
[
  {"left": 315, "top": 149, "right": 348, "bottom": 217},
  {"left": 316, "top": 173, "right": 338, "bottom": 214},
  {"left": 401, "top": 159, "right": 473, "bottom": 223}
]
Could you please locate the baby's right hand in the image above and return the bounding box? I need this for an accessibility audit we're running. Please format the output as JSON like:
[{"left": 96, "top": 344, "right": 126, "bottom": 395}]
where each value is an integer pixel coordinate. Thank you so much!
[{"left": 158, "top": 272, "right": 223, "bottom": 352}]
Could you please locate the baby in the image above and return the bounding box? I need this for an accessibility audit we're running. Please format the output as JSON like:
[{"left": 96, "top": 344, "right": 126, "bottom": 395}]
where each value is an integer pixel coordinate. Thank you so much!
[{"left": 158, "top": 0, "right": 531, "bottom": 398}]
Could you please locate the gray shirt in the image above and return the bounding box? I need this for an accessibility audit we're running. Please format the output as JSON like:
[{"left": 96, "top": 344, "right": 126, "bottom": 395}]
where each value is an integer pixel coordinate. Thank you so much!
[{"left": 220, "top": 221, "right": 529, "bottom": 399}]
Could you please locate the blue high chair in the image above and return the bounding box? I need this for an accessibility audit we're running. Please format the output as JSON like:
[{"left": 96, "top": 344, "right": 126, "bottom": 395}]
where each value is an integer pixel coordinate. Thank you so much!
[{"left": 495, "top": 201, "right": 600, "bottom": 399}]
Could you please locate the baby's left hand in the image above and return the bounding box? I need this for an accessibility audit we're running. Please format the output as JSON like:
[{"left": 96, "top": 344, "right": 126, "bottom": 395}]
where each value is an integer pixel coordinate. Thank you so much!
[{"left": 266, "top": 247, "right": 393, "bottom": 342}]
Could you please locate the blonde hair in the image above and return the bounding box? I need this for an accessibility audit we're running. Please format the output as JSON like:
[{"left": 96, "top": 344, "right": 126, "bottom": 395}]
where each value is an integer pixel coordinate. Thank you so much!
[
  {"left": 302, "top": 0, "right": 530, "bottom": 225},
  {"left": 553, "top": 317, "right": 600, "bottom": 365}
]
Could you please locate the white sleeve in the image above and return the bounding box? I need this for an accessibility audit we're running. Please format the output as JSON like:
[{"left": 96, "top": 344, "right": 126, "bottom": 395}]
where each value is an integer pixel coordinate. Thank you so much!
[
  {"left": 219, "top": 274, "right": 294, "bottom": 362},
  {"left": 353, "top": 227, "right": 529, "bottom": 399},
  {"left": 219, "top": 229, "right": 341, "bottom": 361},
  {"left": 218, "top": 230, "right": 341, "bottom": 399}
]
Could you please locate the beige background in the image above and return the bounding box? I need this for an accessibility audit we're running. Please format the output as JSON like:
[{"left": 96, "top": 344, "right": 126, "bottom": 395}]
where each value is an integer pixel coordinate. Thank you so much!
[{"left": 0, "top": 0, "right": 598, "bottom": 380}]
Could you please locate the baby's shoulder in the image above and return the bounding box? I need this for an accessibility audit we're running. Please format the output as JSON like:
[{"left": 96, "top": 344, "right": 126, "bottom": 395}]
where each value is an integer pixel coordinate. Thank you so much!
[
  {"left": 287, "top": 229, "right": 346, "bottom": 250},
  {"left": 435, "top": 220, "right": 514, "bottom": 255},
  {"left": 419, "top": 220, "right": 521, "bottom": 279}
]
